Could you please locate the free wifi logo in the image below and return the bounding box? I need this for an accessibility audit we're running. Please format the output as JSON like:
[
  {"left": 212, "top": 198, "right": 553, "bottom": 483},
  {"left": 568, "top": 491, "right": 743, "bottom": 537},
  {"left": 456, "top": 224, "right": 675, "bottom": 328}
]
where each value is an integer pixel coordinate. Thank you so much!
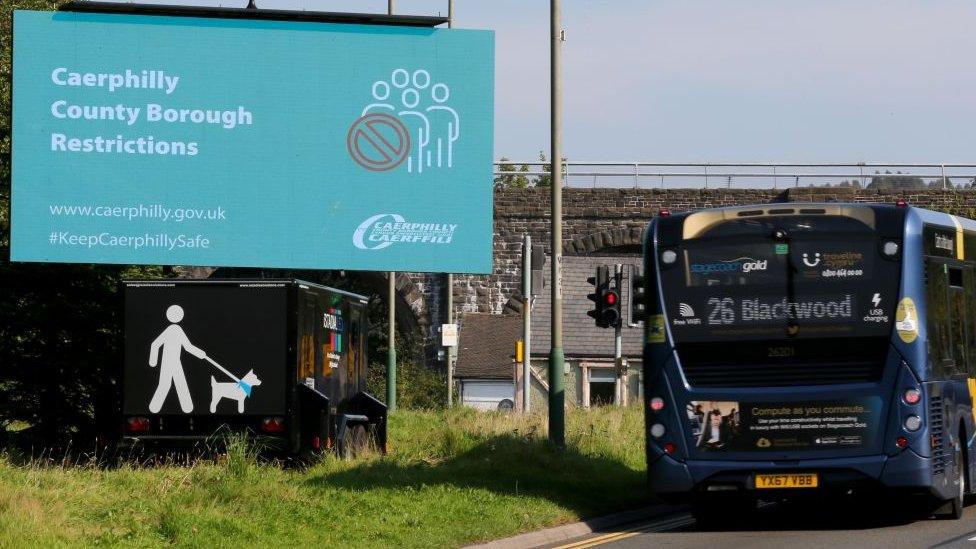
[{"left": 678, "top": 303, "right": 696, "bottom": 317}]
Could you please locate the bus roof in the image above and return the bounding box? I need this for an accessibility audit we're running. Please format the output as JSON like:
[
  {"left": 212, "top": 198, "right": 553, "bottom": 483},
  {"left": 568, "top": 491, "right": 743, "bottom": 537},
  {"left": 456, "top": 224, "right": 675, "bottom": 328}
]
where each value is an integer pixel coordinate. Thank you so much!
[{"left": 678, "top": 203, "right": 885, "bottom": 240}]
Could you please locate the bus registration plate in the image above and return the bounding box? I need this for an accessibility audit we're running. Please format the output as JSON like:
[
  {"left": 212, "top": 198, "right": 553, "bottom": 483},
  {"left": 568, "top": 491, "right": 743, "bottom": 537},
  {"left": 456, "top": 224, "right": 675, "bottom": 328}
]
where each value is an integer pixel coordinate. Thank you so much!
[{"left": 755, "top": 473, "right": 818, "bottom": 489}]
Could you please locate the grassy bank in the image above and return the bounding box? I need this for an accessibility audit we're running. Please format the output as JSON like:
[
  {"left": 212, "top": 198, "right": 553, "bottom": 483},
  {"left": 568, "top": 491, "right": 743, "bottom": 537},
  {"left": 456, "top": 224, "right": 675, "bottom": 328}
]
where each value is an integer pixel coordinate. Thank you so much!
[{"left": 0, "top": 406, "right": 648, "bottom": 547}]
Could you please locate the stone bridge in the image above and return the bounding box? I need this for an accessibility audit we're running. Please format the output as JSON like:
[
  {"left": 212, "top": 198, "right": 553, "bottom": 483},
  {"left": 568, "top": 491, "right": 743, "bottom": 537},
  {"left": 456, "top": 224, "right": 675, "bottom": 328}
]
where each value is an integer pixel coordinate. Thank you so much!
[
  {"left": 196, "top": 187, "right": 976, "bottom": 361},
  {"left": 406, "top": 187, "right": 976, "bottom": 340}
]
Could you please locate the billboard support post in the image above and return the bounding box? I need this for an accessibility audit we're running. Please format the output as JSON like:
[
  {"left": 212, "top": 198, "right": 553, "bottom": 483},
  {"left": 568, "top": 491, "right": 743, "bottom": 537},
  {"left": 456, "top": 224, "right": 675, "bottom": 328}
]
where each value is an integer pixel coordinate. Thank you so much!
[
  {"left": 445, "top": 0, "right": 455, "bottom": 409},
  {"left": 446, "top": 274, "right": 454, "bottom": 407},
  {"left": 523, "top": 234, "right": 532, "bottom": 413},
  {"left": 387, "top": 271, "right": 397, "bottom": 412},
  {"left": 384, "top": 0, "right": 397, "bottom": 415},
  {"left": 548, "top": 0, "right": 565, "bottom": 447}
]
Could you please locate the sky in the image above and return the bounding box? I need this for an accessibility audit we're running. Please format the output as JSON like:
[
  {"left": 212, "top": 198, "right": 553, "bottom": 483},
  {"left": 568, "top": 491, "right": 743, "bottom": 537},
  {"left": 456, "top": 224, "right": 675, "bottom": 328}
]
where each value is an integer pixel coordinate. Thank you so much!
[{"left": 136, "top": 0, "right": 976, "bottom": 165}]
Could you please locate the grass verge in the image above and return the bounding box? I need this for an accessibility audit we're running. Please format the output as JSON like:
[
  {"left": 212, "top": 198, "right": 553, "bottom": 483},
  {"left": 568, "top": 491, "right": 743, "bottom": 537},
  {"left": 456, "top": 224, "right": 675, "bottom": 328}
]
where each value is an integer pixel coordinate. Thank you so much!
[{"left": 0, "top": 406, "right": 648, "bottom": 547}]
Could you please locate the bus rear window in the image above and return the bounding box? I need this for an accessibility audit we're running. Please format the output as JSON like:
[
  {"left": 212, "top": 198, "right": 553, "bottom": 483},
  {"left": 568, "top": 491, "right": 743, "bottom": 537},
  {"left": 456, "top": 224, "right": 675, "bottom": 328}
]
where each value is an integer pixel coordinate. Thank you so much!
[{"left": 661, "top": 215, "right": 900, "bottom": 342}]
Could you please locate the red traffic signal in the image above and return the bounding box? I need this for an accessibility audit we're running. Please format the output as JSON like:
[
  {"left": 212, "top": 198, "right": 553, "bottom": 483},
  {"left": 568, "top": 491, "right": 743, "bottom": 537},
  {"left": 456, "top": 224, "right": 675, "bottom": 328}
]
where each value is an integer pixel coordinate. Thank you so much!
[{"left": 586, "top": 266, "right": 622, "bottom": 329}]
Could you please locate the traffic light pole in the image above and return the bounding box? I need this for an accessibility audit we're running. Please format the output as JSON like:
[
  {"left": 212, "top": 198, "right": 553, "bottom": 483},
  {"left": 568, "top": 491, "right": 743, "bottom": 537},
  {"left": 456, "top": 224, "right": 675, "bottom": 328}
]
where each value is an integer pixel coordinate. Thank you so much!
[{"left": 614, "top": 264, "right": 623, "bottom": 405}]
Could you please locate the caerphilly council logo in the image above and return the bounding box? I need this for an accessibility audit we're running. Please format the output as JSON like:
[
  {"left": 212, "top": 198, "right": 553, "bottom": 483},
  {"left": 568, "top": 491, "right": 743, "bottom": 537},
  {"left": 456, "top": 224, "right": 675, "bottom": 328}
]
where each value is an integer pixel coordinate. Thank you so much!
[
  {"left": 353, "top": 214, "right": 458, "bottom": 251},
  {"left": 347, "top": 68, "right": 461, "bottom": 173}
]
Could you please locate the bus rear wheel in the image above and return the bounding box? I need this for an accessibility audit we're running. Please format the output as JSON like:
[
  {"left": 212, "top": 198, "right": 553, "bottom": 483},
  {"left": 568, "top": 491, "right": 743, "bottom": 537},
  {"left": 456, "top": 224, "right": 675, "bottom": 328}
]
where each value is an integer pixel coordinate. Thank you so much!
[{"left": 937, "top": 438, "right": 965, "bottom": 520}]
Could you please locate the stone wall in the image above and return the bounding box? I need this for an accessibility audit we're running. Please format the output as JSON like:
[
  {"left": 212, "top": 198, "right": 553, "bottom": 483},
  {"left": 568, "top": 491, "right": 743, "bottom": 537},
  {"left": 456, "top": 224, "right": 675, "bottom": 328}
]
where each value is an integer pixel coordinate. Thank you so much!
[
  {"left": 188, "top": 187, "right": 974, "bottom": 365},
  {"left": 192, "top": 187, "right": 976, "bottom": 365},
  {"left": 424, "top": 187, "right": 976, "bottom": 329}
]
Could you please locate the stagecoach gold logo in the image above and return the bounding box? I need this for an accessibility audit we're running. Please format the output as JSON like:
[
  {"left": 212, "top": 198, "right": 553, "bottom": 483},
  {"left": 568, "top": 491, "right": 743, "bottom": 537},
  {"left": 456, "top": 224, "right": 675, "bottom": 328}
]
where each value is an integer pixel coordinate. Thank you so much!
[
  {"left": 895, "top": 297, "right": 919, "bottom": 344},
  {"left": 756, "top": 437, "right": 772, "bottom": 448}
]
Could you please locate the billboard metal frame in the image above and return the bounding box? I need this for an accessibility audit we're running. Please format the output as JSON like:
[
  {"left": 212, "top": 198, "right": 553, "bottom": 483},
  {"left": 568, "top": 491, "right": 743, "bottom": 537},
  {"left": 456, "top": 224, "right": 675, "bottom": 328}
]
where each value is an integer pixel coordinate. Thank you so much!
[{"left": 61, "top": 1, "right": 449, "bottom": 27}]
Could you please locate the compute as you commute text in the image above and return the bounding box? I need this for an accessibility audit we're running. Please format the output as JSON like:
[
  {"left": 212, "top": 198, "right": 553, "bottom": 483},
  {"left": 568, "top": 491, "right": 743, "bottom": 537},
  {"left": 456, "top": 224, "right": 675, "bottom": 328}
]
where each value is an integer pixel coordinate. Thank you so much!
[{"left": 639, "top": 202, "right": 975, "bottom": 520}]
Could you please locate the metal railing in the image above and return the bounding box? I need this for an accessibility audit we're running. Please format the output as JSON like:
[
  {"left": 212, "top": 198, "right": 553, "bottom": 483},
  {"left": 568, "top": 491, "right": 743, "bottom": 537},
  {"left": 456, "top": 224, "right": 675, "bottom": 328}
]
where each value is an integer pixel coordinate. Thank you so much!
[{"left": 492, "top": 161, "right": 976, "bottom": 190}]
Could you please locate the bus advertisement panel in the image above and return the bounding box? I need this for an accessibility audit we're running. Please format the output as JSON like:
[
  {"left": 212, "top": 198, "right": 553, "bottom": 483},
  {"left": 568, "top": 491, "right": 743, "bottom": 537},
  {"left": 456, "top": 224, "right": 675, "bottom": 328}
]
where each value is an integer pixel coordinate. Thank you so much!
[
  {"left": 686, "top": 399, "right": 882, "bottom": 453},
  {"left": 12, "top": 10, "right": 494, "bottom": 273}
]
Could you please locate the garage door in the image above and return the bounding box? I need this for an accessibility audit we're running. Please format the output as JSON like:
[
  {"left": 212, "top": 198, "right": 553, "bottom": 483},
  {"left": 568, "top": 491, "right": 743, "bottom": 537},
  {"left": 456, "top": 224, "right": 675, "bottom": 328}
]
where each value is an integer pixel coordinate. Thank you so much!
[{"left": 461, "top": 380, "right": 515, "bottom": 411}]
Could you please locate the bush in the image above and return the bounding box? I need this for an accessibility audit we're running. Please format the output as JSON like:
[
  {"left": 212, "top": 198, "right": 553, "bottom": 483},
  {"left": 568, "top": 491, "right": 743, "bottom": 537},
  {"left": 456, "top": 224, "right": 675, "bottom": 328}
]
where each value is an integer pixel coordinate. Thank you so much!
[{"left": 367, "top": 358, "right": 446, "bottom": 410}]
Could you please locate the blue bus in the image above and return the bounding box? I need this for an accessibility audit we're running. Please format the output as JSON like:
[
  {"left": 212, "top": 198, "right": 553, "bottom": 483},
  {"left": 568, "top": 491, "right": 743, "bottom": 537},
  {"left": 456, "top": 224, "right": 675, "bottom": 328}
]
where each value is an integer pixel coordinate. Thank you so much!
[{"left": 642, "top": 202, "right": 975, "bottom": 520}]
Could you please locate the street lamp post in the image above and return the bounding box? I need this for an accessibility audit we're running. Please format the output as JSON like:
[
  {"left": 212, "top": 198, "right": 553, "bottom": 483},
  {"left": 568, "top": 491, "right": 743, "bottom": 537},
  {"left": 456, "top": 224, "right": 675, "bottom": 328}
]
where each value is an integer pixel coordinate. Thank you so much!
[{"left": 548, "top": 0, "right": 565, "bottom": 447}]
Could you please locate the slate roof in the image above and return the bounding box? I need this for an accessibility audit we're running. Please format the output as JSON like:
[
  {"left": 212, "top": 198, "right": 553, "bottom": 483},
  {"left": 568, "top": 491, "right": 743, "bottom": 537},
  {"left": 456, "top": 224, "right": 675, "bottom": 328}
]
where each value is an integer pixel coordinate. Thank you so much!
[
  {"left": 455, "top": 313, "right": 520, "bottom": 380},
  {"left": 530, "top": 255, "right": 644, "bottom": 359}
]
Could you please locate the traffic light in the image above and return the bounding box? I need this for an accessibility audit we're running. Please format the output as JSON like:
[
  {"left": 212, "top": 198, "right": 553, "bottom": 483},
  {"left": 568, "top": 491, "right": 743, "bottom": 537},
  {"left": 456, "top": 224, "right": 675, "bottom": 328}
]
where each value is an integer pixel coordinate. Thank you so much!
[
  {"left": 587, "top": 266, "right": 622, "bottom": 329},
  {"left": 587, "top": 266, "right": 607, "bottom": 327},
  {"left": 605, "top": 269, "right": 622, "bottom": 328},
  {"left": 630, "top": 266, "right": 647, "bottom": 321}
]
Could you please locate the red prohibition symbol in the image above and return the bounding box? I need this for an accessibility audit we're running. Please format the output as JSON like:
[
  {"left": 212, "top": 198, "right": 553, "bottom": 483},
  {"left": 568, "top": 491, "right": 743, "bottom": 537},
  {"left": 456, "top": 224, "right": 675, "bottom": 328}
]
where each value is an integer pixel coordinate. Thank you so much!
[{"left": 346, "top": 113, "right": 411, "bottom": 171}]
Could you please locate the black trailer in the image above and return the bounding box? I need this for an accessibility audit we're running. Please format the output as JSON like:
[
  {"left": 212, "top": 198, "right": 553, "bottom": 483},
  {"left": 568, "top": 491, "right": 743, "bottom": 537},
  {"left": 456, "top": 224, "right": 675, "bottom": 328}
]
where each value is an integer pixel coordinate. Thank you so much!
[{"left": 117, "top": 279, "right": 386, "bottom": 456}]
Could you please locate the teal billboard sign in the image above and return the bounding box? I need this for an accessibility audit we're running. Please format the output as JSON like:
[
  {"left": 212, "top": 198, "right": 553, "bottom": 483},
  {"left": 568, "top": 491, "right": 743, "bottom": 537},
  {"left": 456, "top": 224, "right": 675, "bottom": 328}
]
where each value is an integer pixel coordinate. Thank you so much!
[{"left": 12, "top": 10, "right": 494, "bottom": 273}]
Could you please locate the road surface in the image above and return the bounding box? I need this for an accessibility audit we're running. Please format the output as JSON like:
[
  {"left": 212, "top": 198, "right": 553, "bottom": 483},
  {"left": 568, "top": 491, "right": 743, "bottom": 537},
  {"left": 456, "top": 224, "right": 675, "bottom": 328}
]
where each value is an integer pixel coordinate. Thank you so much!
[{"left": 545, "top": 500, "right": 976, "bottom": 549}]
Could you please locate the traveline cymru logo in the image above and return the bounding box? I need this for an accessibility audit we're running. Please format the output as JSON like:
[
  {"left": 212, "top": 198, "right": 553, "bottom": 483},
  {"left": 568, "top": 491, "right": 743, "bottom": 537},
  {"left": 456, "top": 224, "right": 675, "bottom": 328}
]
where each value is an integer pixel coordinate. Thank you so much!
[
  {"left": 353, "top": 213, "right": 458, "bottom": 250},
  {"left": 690, "top": 257, "right": 768, "bottom": 274}
]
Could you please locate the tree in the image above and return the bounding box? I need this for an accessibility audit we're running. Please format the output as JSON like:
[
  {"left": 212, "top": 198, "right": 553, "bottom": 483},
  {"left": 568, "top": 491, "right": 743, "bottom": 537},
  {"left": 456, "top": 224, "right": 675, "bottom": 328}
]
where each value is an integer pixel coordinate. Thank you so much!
[
  {"left": 493, "top": 157, "right": 530, "bottom": 189},
  {"left": 534, "top": 151, "right": 567, "bottom": 188},
  {"left": 866, "top": 170, "right": 926, "bottom": 190}
]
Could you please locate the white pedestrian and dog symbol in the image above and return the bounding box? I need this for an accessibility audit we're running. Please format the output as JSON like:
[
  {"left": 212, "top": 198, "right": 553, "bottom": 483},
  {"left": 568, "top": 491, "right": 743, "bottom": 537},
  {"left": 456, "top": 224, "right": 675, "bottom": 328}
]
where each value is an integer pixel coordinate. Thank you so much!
[{"left": 147, "top": 304, "right": 261, "bottom": 414}]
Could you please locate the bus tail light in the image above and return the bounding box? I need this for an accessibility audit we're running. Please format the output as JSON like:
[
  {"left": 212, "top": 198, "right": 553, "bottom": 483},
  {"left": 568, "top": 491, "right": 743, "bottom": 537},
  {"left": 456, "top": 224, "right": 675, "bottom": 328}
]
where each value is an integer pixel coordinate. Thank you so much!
[
  {"left": 650, "top": 397, "right": 665, "bottom": 411},
  {"left": 904, "top": 415, "right": 922, "bottom": 432},
  {"left": 903, "top": 389, "right": 921, "bottom": 405},
  {"left": 650, "top": 423, "right": 666, "bottom": 438},
  {"left": 659, "top": 209, "right": 671, "bottom": 217},
  {"left": 896, "top": 199, "right": 908, "bottom": 208},
  {"left": 896, "top": 436, "right": 908, "bottom": 449},
  {"left": 663, "top": 442, "right": 676, "bottom": 454}
]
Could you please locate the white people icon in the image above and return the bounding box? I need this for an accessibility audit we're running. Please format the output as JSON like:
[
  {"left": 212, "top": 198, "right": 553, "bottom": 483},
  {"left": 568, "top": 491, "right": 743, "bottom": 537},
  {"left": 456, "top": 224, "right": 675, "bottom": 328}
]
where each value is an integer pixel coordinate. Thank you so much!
[
  {"left": 362, "top": 68, "right": 460, "bottom": 173},
  {"left": 147, "top": 304, "right": 207, "bottom": 413}
]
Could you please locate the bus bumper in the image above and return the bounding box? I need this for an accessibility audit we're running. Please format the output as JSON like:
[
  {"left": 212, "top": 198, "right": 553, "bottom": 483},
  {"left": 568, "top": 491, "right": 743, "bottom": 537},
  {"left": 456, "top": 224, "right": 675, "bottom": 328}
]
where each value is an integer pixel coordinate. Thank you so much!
[{"left": 650, "top": 449, "right": 941, "bottom": 499}]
